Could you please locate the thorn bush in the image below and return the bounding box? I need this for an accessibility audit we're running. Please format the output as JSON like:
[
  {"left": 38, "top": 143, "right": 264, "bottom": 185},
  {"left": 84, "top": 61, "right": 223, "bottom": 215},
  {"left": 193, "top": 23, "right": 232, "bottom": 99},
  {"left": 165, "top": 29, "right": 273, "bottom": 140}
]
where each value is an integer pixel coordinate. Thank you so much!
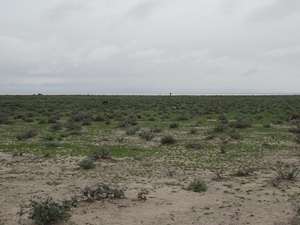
[
  {"left": 186, "top": 179, "right": 207, "bottom": 193},
  {"left": 17, "top": 196, "right": 74, "bottom": 225}
]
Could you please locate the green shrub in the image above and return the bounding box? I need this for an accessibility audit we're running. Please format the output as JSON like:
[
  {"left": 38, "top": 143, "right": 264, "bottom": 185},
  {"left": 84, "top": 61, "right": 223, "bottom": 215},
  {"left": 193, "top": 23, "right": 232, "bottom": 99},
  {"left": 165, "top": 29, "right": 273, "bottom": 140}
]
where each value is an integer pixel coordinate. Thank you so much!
[
  {"left": 187, "top": 179, "right": 207, "bottom": 192},
  {"left": 176, "top": 114, "right": 189, "bottom": 121},
  {"left": 0, "top": 114, "right": 9, "bottom": 124},
  {"left": 117, "top": 120, "right": 128, "bottom": 128},
  {"left": 275, "top": 162, "right": 299, "bottom": 180},
  {"left": 42, "top": 134, "right": 54, "bottom": 141},
  {"left": 51, "top": 122, "right": 63, "bottom": 130},
  {"left": 213, "top": 124, "right": 227, "bottom": 132},
  {"left": 150, "top": 126, "right": 163, "bottom": 133},
  {"left": 79, "top": 157, "right": 96, "bottom": 169},
  {"left": 236, "top": 164, "right": 254, "bottom": 176},
  {"left": 289, "top": 124, "right": 300, "bottom": 133},
  {"left": 220, "top": 144, "right": 227, "bottom": 154},
  {"left": 205, "top": 130, "right": 216, "bottom": 140},
  {"left": 185, "top": 140, "right": 202, "bottom": 150},
  {"left": 294, "top": 134, "right": 300, "bottom": 144},
  {"left": 65, "top": 120, "right": 82, "bottom": 131},
  {"left": 139, "top": 130, "right": 154, "bottom": 140},
  {"left": 218, "top": 114, "right": 228, "bottom": 123},
  {"left": 272, "top": 115, "right": 285, "bottom": 124},
  {"left": 169, "top": 122, "right": 179, "bottom": 128},
  {"left": 126, "top": 126, "right": 140, "bottom": 135},
  {"left": 230, "top": 115, "right": 252, "bottom": 128},
  {"left": 82, "top": 117, "right": 92, "bottom": 126},
  {"left": 80, "top": 184, "right": 125, "bottom": 201},
  {"left": 16, "top": 128, "right": 38, "bottom": 140},
  {"left": 228, "top": 128, "right": 242, "bottom": 140},
  {"left": 89, "top": 145, "right": 111, "bottom": 160},
  {"left": 263, "top": 123, "right": 271, "bottom": 128},
  {"left": 161, "top": 135, "right": 176, "bottom": 145},
  {"left": 17, "top": 196, "right": 73, "bottom": 225},
  {"left": 188, "top": 127, "right": 197, "bottom": 134},
  {"left": 47, "top": 115, "right": 59, "bottom": 124}
]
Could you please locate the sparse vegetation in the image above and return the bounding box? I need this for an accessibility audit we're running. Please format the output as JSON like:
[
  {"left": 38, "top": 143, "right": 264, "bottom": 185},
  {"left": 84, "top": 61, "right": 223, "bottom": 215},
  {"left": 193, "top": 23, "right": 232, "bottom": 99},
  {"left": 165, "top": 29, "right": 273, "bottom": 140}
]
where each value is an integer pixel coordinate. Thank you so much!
[
  {"left": 274, "top": 162, "right": 299, "bottom": 180},
  {"left": 78, "top": 157, "right": 96, "bottom": 169},
  {"left": 186, "top": 179, "right": 207, "bottom": 193},
  {"left": 161, "top": 135, "right": 176, "bottom": 145},
  {"left": 17, "top": 196, "right": 74, "bottom": 225},
  {"left": 1, "top": 94, "right": 300, "bottom": 224}
]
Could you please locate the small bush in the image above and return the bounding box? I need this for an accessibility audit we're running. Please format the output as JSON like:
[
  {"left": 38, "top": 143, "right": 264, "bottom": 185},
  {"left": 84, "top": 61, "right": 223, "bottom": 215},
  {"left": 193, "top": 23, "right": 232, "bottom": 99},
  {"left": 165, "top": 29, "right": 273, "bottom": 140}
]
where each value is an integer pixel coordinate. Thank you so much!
[
  {"left": 272, "top": 115, "right": 285, "bottom": 124},
  {"left": 294, "top": 134, "right": 300, "bottom": 144},
  {"left": 150, "top": 126, "right": 163, "bottom": 133},
  {"left": 17, "top": 196, "right": 73, "bottom": 225},
  {"left": 211, "top": 168, "right": 224, "bottom": 179},
  {"left": 47, "top": 115, "right": 59, "bottom": 124},
  {"left": 139, "top": 130, "right": 154, "bottom": 140},
  {"left": 51, "top": 122, "right": 63, "bottom": 130},
  {"left": 187, "top": 179, "right": 207, "bottom": 192},
  {"left": 188, "top": 127, "right": 197, "bottom": 134},
  {"left": 220, "top": 144, "right": 227, "bottom": 154},
  {"left": 16, "top": 128, "right": 38, "bottom": 140},
  {"left": 161, "top": 135, "right": 176, "bottom": 145},
  {"left": 213, "top": 124, "right": 227, "bottom": 132},
  {"left": 219, "top": 135, "right": 229, "bottom": 144},
  {"left": 89, "top": 145, "right": 111, "bottom": 160},
  {"left": 289, "top": 124, "right": 300, "bottom": 134},
  {"left": 185, "top": 140, "right": 202, "bottom": 150},
  {"left": 229, "top": 115, "right": 252, "bottom": 128},
  {"left": 42, "top": 134, "right": 54, "bottom": 141},
  {"left": 126, "top": 126, "right": 140, "bottom": 135},
  {"left": 169, "top": 122, "right": 179, "bottom": 128},
  {"left": 228, "top": 128, "right": 242, "bottom": 140},
  {"left": 82, "top": 117, "right": 92, "bottom": 126},
  {"left": 218, "top": 114, "right": 228, "bottom": 123},
  {"left": 117, "top": 120, "right": 128, "bottom": 127},
  {"left": 79, "top": 183, "right": 125, "bottom": 201},
  {"left": 205, "top": 130, "right": 216, "bottom": 140},
  {"left": 236, "top": 164, "right": 254, "bottom": 176},
  {"left": 275, "top": 162, "right": 299, "bottom": 180},
  {"left": 263, "top": 124, "right": 271, "bottom": 128},
  {"left": 137, "top": 188, "right": 149, "bottom": 200},
  {"left": 79, "top": 157, "right": 96, "bottom": 169},
  {"left": 65, "top": 120, "right": 82, "bottom": 131}
]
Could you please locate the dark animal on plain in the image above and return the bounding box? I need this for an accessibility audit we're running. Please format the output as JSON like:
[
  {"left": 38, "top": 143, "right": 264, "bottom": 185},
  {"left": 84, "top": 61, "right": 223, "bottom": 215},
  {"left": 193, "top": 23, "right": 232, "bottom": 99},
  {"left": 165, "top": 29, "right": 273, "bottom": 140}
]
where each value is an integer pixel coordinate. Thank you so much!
[
  {"left": 212, "top": 103, "right": 220, "bottom": 109},
  {"left": 102, "top": 99, "right": 108, "bottom": 105},
  {"left": 291, "top": 114, "right": 300, "bottom": 120},
  {"left": 131, "top": 112, "right": 141, "bottom": 119},
  {"left": 256, "top": 107, "right": 264, "bottom": 113}
]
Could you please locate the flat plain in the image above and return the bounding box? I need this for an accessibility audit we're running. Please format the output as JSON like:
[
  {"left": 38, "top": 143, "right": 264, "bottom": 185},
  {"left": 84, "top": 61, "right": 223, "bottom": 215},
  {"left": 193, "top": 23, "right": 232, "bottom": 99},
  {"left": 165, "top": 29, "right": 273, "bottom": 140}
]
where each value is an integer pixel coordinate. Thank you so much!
[{"left": 0, "top": 95, "right": 300, "bottom": 225}]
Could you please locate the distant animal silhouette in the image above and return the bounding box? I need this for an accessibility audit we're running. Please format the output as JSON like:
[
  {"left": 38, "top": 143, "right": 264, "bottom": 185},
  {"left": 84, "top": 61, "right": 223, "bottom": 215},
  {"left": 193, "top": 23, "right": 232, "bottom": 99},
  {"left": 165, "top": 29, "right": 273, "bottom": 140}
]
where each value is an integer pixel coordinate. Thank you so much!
[
  {"left": 291, "top": 114, "right": 300, "bottom": 120},
  {"left": 256, "top": 107, "right": 264, "bottom": 113},
  {"left": 212, "top": 103, "right": 220, "bottom": 109},
  {"left": 102, "top": 99, "right": 108, "bottom": 105},
  {"left": 131, "top": 111, "right": 141, "bottom": 119}
]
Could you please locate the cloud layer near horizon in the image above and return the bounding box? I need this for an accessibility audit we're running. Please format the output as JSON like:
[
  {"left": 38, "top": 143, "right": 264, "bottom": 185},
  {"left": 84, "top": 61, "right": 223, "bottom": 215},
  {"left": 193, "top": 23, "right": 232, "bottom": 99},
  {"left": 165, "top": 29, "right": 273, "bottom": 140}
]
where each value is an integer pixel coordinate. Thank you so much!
[{"left": 1, "top": 0, "right": 300, "bottom": 94}]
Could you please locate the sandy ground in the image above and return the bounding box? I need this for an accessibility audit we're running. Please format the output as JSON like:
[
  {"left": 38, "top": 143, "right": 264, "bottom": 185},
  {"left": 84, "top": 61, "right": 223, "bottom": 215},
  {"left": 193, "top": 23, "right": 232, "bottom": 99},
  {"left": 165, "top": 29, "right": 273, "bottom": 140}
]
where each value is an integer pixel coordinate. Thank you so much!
[{"left": 0, "top": 148, "right": 299, "bottom": 225}]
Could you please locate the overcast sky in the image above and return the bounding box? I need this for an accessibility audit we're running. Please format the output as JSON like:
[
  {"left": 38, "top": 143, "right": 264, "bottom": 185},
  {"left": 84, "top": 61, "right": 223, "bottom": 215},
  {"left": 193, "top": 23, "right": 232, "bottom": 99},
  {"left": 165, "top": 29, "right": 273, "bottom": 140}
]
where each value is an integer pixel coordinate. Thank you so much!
[{"left": 1, "top": 0, "right": 300, "bottom": 94}]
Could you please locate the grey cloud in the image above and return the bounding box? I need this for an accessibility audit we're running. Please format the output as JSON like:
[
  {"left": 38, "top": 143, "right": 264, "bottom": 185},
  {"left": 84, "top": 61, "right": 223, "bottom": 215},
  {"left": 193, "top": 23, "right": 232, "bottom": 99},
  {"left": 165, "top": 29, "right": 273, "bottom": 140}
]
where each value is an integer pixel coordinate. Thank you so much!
[
  {"left": 246, "top": 0, "right": 300, "bottom": 23},
  {"left": 1, "top": 1, "right": 300, "bottom": 94},
  {"left": 44, "top": 3, "right": 88, "bottom": 22},
  {"left": 258, "top": 46, "right": 300, "bottom": 58},
  {"left": 242, "top": 69, "right": 263, "bottom": 77},
  {"left": 219, "top": 0, "right": 241, "bottom": 15},
  {"left": 124, "top": 0, "right": 163, "bottom": 20}
]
